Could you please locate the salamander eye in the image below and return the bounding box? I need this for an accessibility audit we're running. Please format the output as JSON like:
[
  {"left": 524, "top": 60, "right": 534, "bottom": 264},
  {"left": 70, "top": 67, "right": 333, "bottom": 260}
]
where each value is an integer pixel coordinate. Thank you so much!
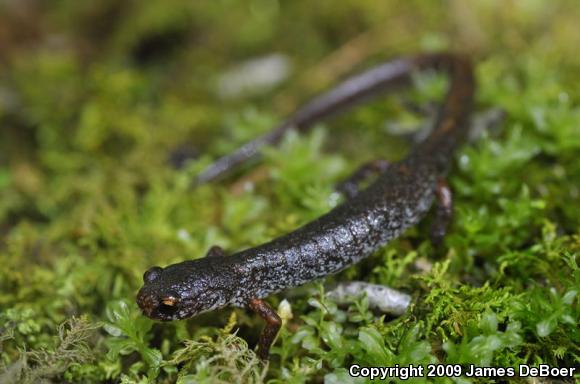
[
  {"left": 158, "top": 290, "right": 180, "bottom": 316},
  {"left": 161, "top": 295, "right": 179, "bottom": 306},
  {"left": 143, "top": 266, "right": 163, "bottom": 283}
]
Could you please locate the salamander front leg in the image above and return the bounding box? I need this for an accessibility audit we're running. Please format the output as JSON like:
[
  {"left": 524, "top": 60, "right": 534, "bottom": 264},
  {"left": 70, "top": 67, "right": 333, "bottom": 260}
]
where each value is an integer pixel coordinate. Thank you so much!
[
  {"left": 431, "top": 178, "right": 453, "bottom": 246},
  {"left": 248, "top": 298, "right": 281, "bottom": 360},
  {"left": 336, "top": 159, "right": 390, "bottom": 199}
]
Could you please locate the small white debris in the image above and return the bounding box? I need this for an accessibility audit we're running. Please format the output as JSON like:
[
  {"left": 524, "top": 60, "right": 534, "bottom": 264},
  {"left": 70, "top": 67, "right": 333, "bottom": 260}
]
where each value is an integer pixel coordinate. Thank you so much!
[
  {"left": 177, "top": 228, "right": 192, "bottom": 243},
  {"left": 414, "top": 257, "right": 433, "bottom": 273},
  {"left": 327, "top": 281, "right": 411, "bottom": 316},
  {"left": 278, "top": 299, "right": 293, "bottom": 322},
  {"left": 217, "top": 53, "right": 292, "bottom": 99}
]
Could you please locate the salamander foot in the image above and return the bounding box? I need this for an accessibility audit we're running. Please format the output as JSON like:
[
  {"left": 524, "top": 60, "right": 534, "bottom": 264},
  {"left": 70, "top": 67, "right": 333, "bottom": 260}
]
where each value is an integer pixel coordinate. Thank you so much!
[
  {"left": 248, "top": 298, "right": 281, "bottom": 360},
  {"left": 431, "top": 178, "right": 453, "bottom": 247}
]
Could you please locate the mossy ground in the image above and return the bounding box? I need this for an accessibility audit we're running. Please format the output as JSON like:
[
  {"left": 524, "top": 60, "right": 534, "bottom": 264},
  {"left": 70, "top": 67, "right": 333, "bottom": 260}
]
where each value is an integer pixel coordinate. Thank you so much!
[{"left": 0, "top": 1, "right": 579, "bottom": 383}]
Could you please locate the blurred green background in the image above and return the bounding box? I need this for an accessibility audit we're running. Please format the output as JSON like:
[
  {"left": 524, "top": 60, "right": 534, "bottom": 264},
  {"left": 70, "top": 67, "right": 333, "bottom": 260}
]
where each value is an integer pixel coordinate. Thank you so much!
[{"left": 0, "top": 1, "right": 578, "bottom": 383}]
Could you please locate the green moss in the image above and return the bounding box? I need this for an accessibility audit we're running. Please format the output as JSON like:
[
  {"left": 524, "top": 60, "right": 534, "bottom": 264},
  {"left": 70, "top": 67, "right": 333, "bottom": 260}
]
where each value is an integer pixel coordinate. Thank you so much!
[{"left": 1, "top": 1, "right": 579, "bottom": 383}]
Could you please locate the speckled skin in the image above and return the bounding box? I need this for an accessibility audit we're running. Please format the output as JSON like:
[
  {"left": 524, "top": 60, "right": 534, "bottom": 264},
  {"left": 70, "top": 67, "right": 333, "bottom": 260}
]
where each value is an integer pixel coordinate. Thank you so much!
[{"left": 137, "top": 53, "right": 474, "bottom": 322}]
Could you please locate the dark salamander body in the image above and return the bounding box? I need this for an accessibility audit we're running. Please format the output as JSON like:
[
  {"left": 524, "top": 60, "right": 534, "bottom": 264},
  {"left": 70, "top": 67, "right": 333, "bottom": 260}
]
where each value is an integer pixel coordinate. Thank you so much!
[{"left": 137, "top": 53, "right": 474, "bottom": 359}]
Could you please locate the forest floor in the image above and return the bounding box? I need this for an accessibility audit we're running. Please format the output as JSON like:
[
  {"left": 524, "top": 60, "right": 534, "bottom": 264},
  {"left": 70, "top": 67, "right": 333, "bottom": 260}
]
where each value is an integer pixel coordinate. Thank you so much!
[{"left": 0, "top": 1, "right": 578, "bottom": 383}]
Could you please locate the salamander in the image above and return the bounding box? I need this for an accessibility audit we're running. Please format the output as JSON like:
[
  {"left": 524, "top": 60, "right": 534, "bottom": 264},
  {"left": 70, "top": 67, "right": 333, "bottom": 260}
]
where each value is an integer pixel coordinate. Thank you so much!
[{"left": 137, "top": 53, "right": 475, "bottom": 359}]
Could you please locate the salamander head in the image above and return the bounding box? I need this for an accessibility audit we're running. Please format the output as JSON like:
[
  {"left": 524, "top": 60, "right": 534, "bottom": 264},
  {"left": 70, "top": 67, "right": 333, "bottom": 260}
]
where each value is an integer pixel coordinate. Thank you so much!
[{"left": 136, "top": 260, "right": 230, "bottom": 321}]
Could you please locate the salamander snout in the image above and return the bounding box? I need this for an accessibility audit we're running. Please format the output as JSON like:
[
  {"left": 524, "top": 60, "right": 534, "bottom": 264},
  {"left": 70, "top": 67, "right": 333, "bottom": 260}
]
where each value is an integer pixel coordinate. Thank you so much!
[
  {"left": 136, "top": 265, "right": 184, "bottom": 321},
  {"left": 137, "top": 286, "right": 182, "bottom": 321},
  {"left": 137, "top": 260, "right": 232, "bottom": 321}
]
